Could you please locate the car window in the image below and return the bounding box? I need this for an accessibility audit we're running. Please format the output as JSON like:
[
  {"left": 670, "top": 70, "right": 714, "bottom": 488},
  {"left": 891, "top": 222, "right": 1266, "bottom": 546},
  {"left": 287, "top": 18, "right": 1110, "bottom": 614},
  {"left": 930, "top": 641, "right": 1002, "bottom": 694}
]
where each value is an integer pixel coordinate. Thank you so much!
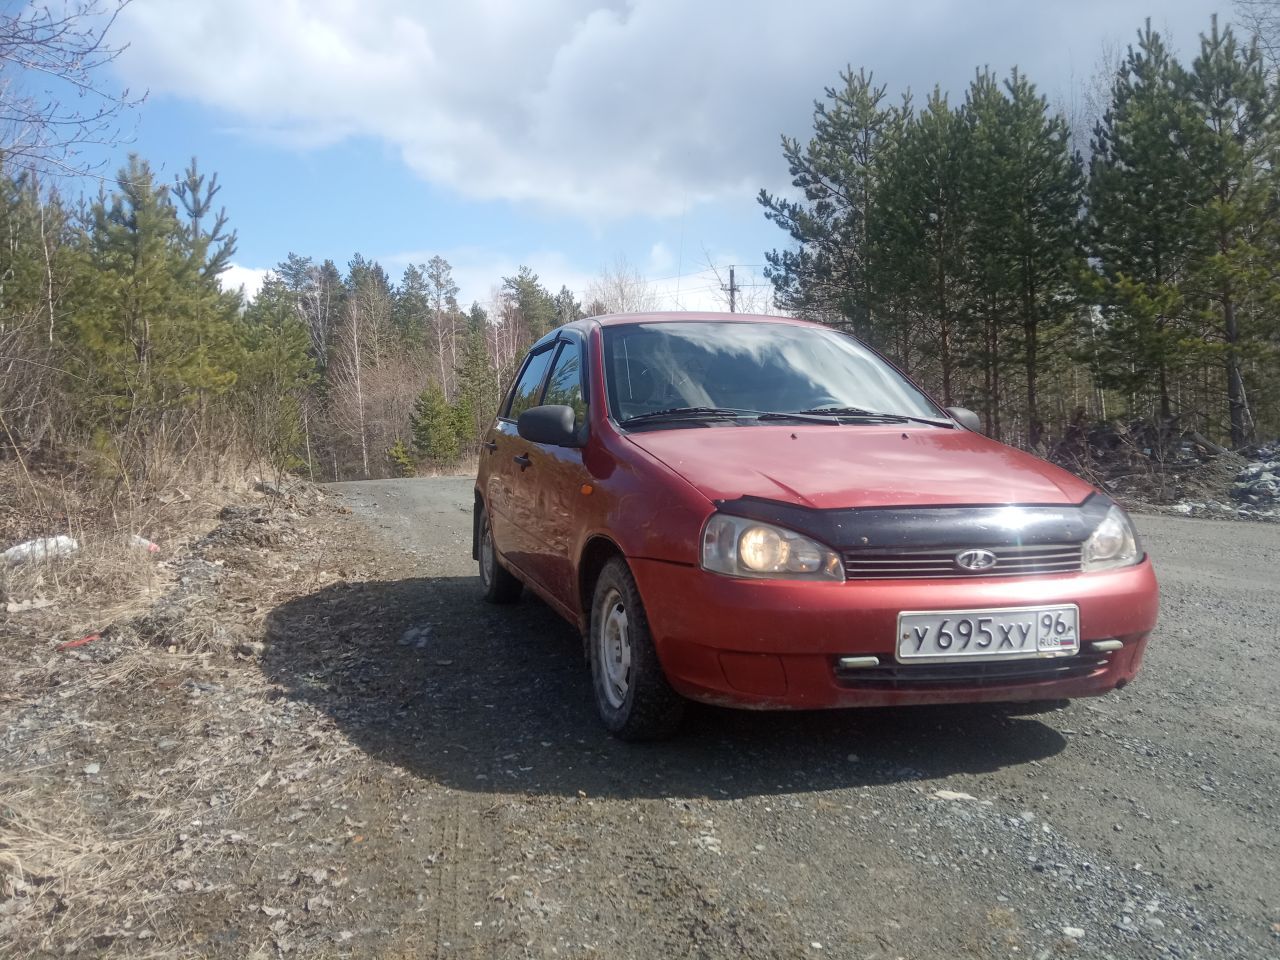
[
  {"left": 602, "top": 321, "right": 942, "bottom": 422},
  {"left": 543, "top": 341, "right": 588, "bottom": 425},
  {"left": 504, "top": 347, "right": 555, "bottom": 420}
]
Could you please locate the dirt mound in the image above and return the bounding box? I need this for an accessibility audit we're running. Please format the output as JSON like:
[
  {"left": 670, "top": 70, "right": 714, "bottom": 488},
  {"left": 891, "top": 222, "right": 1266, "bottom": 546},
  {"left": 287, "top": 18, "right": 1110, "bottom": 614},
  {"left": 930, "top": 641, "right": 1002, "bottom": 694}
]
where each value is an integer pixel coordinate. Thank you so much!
[
  {"left": 1049, "top": 416, "right": 1276, "bottom": 520},
  {"left": 199, "top": 504, "right": 301, "bottom": 551}
]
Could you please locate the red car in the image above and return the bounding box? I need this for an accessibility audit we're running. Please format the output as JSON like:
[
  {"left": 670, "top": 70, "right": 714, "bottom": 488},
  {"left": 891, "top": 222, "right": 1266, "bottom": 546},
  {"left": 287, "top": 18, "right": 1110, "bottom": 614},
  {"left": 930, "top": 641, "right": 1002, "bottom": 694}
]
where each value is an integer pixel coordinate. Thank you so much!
[{"left": 474, "top": 313, "right": 1158, "bottom": 740}]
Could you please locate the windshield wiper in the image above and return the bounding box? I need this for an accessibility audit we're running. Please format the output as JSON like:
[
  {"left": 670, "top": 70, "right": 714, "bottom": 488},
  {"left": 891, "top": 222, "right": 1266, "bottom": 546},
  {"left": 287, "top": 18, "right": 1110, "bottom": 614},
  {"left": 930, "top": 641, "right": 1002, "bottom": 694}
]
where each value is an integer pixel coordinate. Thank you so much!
[
  {"left": 797, "top": 405, "right": 877, "bottom": 416},
  {"left": 754, "top": 411, "right": 845, "bottom": 424},
  {"left": 620, "top": 405, "right": 955, "bottom": 429},
  {"left": 620, "top": 406, "right": 748, "bottom": 426},
  {"left": 791, "top": 406, "right": 956, "bottom": 428}
]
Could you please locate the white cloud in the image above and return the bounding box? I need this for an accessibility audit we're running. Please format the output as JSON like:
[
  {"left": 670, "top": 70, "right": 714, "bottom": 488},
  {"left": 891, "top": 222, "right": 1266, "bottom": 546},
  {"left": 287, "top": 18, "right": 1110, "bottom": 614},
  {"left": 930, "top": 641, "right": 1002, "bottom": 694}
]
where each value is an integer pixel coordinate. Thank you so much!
[
  {"left": 647, "top": 242, "right": 674, "bottom": 273},
  {"left": 220, "top": 263, "right": 270, "bottom": 301},
  {"left": 120, "top": 0, "right": 1221, "bottom": 219}
]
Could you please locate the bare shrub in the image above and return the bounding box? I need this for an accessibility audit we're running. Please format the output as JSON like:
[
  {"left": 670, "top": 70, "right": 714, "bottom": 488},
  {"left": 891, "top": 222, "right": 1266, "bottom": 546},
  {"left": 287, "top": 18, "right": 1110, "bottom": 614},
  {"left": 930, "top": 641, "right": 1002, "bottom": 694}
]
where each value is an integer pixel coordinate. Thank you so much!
[
  {"left": 584, "top": 256, "right": 660, "bottom": 315},
  {"left": 0, "top": 316, "right": 60, "bottom": 451}
]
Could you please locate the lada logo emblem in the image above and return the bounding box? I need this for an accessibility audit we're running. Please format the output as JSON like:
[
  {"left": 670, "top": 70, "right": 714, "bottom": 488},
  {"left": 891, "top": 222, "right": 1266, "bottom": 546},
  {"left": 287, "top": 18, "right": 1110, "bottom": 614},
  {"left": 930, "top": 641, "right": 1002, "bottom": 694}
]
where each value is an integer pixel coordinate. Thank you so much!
[{"left": 955, "top": 548, "right": 998, "bottom": 572}]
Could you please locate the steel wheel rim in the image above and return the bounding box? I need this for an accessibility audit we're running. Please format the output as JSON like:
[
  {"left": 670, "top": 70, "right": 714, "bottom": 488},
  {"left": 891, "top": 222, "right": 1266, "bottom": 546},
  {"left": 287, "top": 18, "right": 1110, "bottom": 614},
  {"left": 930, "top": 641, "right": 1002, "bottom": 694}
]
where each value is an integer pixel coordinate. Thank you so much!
[
  {"left": 597, "top": 587, "right": 632, "bottom": 709},
  {"left": 480, "top": 517, "right": 495, "bottom": 586}
]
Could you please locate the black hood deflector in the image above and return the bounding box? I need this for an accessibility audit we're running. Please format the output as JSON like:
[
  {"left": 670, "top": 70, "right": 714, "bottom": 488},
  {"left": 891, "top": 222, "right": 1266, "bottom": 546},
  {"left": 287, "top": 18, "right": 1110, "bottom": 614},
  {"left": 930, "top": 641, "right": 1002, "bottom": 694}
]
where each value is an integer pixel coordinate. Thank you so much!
[{"left": 712, "top": 494, "right": 1113, "bottom": 552}]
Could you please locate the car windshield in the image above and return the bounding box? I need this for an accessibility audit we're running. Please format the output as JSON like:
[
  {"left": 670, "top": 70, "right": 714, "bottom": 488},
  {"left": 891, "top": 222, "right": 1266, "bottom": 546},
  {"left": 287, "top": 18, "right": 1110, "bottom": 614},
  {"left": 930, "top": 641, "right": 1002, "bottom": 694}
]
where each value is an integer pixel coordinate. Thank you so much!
[{"left": 602, "top": 320, "right": 942, "bottom": 424}]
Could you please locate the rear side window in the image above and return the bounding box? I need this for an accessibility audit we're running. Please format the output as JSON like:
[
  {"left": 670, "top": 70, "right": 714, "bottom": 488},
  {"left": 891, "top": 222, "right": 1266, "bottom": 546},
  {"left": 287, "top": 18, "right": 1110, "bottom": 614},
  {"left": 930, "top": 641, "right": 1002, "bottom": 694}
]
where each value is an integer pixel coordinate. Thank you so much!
[
  {"left": 504, "top": 347, "right": 555, "bottom": 420},
  {"left": 543, "top": 341, "right": 588, "bottom": 425}
]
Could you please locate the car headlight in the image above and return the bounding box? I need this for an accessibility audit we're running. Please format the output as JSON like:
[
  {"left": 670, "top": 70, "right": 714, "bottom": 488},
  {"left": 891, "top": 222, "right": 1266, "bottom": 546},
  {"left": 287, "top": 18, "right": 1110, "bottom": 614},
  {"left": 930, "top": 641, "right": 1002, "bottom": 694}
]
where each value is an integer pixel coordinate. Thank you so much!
[
  {"left": 701, "top": 514, "right": 844, "bottom": 581},
  {"left": 1082, "top": 505, "right": 1142, "bottom": 571}
]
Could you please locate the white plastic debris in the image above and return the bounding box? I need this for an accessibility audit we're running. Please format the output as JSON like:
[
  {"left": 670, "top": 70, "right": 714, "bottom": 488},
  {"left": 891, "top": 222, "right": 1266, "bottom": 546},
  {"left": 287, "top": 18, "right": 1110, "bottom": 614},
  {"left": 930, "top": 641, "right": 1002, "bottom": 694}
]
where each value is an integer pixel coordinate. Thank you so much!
[
  {"left": 398, "top": 625, "right": 433, "bottom": 649},
  {"left": 932, "top": 789, "right": 978, "bottom": 801},
  {"left": 5, "top": 597, "right": 54, "bottom": 613},
  {"left": 3, "top": 535, "right": 79, "bottom": 566},
  {"left": 129, "top": 534, "right": 161, "bottom": 553}
]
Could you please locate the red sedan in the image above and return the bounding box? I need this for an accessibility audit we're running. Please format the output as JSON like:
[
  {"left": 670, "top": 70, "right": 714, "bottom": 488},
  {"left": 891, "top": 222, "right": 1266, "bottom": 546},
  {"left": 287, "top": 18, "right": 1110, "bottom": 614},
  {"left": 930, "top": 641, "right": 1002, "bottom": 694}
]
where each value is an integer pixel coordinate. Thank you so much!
[{"left": 473, "top": 313, "right": 1158, "bottom": 740}]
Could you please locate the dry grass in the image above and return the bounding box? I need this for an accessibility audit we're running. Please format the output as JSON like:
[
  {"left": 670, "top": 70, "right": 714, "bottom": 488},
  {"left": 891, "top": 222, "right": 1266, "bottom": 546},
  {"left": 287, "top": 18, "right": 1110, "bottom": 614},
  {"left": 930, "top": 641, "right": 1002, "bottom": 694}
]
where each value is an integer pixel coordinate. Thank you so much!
[
  {"left": 3, "top": 536, "right": 165, "bottom": 627},
  {"left": 0, "top": 443, "right": 356, "bottom": 955},
  {"left": 0, "top": 768, "right": 170, "bottom": 951},
  {"left": 0, "top": 651, "right": 360, "bottom": 953},
  {"left": 0, "top": 633, "right": 196, "bottom": 953},
  {"left": 0, "top": 434, "right": 284, "bottom": 630},
  {"left": 412, "top": 455, "right": 479, "bottom": 479},
  {"left": 1, "top": 471, "right": 358, "bottom": 956}
]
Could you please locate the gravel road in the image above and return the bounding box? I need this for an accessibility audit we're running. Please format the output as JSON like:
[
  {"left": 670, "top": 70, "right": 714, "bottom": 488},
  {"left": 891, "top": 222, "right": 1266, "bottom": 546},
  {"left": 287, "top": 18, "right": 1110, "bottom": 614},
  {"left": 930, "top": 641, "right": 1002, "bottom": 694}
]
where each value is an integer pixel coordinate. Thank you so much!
[{"left": 314, "top": 477, "right": 1280, "bottom": 958}]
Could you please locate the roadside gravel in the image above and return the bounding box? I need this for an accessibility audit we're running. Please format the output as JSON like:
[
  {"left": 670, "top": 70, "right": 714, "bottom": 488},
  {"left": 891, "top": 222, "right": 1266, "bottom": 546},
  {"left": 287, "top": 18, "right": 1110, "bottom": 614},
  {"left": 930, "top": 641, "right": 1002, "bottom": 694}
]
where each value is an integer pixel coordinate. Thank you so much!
[
  {"left": 5, "top": 477, "right": 1274, "bottom": 958},
  {"left": 324, "top": 477, "right": 1280, "bottom": 959}
]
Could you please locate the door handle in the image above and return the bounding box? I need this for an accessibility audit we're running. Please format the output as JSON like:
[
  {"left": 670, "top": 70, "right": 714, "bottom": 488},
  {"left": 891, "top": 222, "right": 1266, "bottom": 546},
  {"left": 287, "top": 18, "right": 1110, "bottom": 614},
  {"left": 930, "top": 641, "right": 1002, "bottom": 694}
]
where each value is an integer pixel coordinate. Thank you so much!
[
  {"left": 513, "top": 454, "right": 532, "bottom": 469},
  {"left": 483, "top": 440, "right": 497, "bottom": 452}
]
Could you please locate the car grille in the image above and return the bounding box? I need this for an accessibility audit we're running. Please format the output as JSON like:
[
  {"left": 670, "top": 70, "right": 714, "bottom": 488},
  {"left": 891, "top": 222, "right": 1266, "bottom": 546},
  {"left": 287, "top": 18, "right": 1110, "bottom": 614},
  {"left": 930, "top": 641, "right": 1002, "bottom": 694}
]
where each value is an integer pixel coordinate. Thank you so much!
[
  {"left": 842, "top": 543, "right": 1083, "bottom": 580},
  {"left": 833, "top": 651, "right": 1111, "bottom": 690}
]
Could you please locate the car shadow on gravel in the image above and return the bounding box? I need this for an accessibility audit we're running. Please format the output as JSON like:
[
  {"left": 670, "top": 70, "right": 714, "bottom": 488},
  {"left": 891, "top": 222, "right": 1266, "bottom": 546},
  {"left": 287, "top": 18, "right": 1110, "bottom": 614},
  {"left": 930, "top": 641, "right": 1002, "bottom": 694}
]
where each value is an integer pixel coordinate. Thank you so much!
[{"left": 263, "top": 576, "right": 1067, "bottom": 799}]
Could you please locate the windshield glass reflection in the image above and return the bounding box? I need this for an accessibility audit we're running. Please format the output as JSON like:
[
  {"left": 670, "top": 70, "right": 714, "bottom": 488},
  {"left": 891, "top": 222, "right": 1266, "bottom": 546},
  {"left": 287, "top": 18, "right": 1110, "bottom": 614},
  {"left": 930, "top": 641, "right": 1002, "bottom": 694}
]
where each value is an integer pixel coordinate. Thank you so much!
[{"left": 602, "top": 321, "right": 941, "bottom": 422}]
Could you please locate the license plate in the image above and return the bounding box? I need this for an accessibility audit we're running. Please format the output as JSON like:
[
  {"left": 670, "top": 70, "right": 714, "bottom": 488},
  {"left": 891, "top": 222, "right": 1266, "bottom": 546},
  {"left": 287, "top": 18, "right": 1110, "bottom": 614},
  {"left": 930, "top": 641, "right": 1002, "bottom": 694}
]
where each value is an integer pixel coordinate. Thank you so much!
[{"left": 896, "top": 605, "right": 1079, "bottom": 663}]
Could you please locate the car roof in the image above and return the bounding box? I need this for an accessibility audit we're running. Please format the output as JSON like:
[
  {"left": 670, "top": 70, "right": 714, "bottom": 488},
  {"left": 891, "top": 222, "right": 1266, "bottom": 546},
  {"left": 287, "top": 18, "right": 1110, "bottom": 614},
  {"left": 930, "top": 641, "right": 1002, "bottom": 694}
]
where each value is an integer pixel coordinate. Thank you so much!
[
  {"left": 589, "top": 310, "right": 814, "bottom": 328},
  {"left": 533, "top": 311, "right": 830, "bottom": 351},
  {"left": 547, "top": 311, "right": 822, "bottom": 341}
]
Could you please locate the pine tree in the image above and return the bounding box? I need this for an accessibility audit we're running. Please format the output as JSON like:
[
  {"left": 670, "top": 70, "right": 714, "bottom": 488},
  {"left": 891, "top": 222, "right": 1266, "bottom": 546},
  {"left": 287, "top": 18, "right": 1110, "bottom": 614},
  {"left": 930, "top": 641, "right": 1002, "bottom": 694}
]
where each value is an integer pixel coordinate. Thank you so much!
[
  {"left": 1183, "top": 15, "right": 1280, "bottom": 444},
  {"left": 172, "top": 157, "right": 237, "bottom": 281},
  {"left": 455, "top": 305, "right": 499, "bottom": 446},
  {"left": 71, "top": 155, "right": 241, "bottom": 419},
  {"left": 501, "top": 266, "right": 557, "bottom": 342},
  {"left": 393, "top": 263, "right": 430, "bottom": 344},
  {"left": 387, "top": 438, "right": 416, "bottom": 477},
  {"left": 1086, "top": 23, "right": 1205, "bottom": 420},
  {"left": 757, "top": 21, "right": 1280, "bottom": 443},
  {"left": 410, "top": 382, "right": 460, "bottom": 464},
  {"left": 554, "top": 285, "right": 583, "bottom": 324},
  {"left": 875, "top": 88, "right": 968, "bottom": 403},
  {"left": 759, "top": 69, "right": 903, "bottom": 339},
  {"left": 957, "top": 71, "right": 1017, "bottom": 432},
  {"left": 961, "top": 69, "right": 1085, "bottom": 444},
  {"left": 1003, "top": 71, "right": 1086, "bottom": 447},
  {"left": 238, "top": 275, "right": 318, "bottom": 473}
]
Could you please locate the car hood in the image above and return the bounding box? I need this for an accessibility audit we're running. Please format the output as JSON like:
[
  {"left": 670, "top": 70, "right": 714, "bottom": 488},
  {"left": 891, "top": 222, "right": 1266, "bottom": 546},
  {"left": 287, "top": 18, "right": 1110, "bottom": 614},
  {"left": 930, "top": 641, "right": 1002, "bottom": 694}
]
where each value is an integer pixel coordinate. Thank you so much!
[{"left": 625, "top": 424, "right": 1095, "bottom": 509}]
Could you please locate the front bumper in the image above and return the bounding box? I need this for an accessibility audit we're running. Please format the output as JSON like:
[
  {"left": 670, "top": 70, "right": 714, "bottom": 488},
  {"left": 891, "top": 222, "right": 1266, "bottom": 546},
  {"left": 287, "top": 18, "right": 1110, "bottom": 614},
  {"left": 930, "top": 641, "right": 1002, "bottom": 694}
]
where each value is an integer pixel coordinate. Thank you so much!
[{"left": 630, "top": 557, "right": 1158, "bottom": 709}]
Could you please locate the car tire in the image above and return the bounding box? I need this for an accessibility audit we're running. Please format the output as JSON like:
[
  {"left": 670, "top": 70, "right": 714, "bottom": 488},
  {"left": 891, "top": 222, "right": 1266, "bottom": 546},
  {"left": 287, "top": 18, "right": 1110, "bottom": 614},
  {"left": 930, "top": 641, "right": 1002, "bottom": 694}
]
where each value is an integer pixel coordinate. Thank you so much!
[
  {"left": 589, "top": 557, "right": 685, "bottom": 741},
  {"left": 478, "top": 505, "right": 522, "bottom": 604}
]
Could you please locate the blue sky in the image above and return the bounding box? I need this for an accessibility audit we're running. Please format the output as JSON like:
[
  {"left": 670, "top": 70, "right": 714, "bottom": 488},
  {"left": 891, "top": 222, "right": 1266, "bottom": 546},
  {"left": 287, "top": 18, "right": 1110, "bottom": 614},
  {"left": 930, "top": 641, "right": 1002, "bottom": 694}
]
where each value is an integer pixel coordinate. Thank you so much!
[{"left": 103, "top": 0, "right": 1226, "bottom": 309}]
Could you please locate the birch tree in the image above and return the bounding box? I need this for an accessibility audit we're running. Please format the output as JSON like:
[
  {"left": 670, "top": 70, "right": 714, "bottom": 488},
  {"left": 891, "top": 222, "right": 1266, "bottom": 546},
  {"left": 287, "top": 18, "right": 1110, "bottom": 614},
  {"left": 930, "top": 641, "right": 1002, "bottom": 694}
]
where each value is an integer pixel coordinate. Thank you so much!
[
  {"left": 424, "top": 256, "right": 460, "bottom": 400},
  {"left": 0, "top": 1, "right": 142, "bottom": 175}
]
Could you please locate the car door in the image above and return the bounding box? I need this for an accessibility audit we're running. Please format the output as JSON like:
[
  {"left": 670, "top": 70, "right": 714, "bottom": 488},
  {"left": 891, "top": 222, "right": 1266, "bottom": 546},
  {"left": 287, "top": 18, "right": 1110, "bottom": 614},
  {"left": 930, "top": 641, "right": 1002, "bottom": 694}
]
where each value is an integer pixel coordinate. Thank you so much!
[
  {"left": 518, "top": 335, "right": 592, "bottom": 607},
  {"left": 485, "top": 342, "right": 556, "bottom": 579}
]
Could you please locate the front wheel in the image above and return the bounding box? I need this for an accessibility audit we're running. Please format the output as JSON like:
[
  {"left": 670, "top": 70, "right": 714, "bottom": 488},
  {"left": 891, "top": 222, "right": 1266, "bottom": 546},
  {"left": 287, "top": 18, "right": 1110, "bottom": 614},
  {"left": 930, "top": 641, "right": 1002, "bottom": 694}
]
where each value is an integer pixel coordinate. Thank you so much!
[
  {"left": 478, "top": 506, "right": 522, "bottom": 604},
  {"left": 589, "top": 557, "right": 684, "bottom": 741}
]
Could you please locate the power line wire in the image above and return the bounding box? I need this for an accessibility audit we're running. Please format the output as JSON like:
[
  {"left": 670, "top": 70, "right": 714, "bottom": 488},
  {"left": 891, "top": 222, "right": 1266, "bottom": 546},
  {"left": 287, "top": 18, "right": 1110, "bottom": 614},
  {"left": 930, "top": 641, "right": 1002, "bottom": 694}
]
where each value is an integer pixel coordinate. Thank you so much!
[{"left": 641, "top": 263, "right": 768, "bottom": 285}]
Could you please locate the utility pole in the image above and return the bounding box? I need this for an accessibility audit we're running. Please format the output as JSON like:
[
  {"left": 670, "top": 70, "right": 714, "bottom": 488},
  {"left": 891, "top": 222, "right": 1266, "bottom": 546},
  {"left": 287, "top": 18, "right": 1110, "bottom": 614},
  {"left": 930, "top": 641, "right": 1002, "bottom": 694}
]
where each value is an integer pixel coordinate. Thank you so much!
[{"left": 724, "top": 265, "right": 739, "bottom": 313}]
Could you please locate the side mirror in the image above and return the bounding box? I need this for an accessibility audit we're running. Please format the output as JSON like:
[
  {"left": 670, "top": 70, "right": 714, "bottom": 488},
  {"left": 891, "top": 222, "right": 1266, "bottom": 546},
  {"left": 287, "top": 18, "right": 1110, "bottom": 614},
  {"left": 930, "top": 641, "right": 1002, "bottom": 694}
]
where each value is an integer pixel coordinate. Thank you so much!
[
  {"left": 517, "top": 404, "right": 582, "bottom": 447},
  {"left": 946, "top": 406, "right": 982, "bottom": 433}
]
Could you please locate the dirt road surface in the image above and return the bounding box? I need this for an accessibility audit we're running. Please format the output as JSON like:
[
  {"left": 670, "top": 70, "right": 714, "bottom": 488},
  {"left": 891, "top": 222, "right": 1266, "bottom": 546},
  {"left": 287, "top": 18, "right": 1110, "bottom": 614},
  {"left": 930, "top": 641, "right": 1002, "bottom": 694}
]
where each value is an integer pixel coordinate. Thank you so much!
[{"left": 312, "top": 477, "right": 1279, "bottom": 959}]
